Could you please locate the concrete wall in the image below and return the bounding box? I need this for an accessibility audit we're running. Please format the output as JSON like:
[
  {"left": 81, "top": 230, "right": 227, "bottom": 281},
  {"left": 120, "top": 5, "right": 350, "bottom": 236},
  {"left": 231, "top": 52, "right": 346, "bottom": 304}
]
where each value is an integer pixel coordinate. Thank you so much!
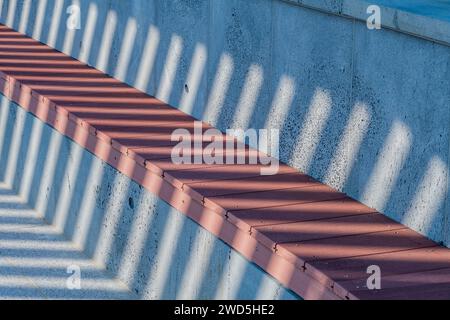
[
  {"left": 0, "top": 94, "right": 299, "bottom": 299},
  {"left": 371, "top": 0, "right": 450, "bottom": 21},
  {"left": 0, "top": 0, "right": 449, "bottom": 248}
]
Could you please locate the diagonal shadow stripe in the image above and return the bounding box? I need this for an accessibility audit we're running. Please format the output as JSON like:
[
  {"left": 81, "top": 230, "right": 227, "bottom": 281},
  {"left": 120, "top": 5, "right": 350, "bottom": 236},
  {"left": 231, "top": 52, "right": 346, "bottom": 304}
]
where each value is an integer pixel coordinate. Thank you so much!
[{"left": 0, "top": 181, "right": 137, "bottom": 299}]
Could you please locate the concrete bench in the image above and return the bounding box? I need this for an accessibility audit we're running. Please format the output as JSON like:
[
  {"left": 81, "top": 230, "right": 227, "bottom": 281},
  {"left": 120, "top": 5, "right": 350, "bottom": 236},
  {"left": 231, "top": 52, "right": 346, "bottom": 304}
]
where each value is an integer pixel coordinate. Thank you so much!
[{"left": 0, "top": 23, "right": 449, "bottom": 299}]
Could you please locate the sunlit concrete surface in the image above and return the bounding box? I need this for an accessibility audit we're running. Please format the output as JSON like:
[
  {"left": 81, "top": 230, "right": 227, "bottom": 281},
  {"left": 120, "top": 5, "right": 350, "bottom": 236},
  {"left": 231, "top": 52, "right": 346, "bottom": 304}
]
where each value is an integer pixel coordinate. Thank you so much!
[
  {"left": 0, "top": 185, "right": 136, "bottom": 299},
  {"left": 0, "top": 96, "right": 299, "bottom": 300}
]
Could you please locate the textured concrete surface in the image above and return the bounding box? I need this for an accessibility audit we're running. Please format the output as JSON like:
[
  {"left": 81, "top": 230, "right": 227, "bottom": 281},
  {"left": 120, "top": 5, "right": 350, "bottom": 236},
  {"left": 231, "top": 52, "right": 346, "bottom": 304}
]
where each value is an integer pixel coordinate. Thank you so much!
[
  {"left": 0, "top": 95, "right": 299, "bottom": 299},
  {"left": 285, "top": 0, "right": 450, "bottom": 21},
  {"left": 282, "top": 0, "right": 450, "bottom": 45},
  {"left": 343, "top": 0, "right": 450, "bottom": 45},
  {"left": 370, "top": 0, "right": 450, "bottom": 21},
  {"left": 0, "top": 0, "right": 448, "bottom": 248}
]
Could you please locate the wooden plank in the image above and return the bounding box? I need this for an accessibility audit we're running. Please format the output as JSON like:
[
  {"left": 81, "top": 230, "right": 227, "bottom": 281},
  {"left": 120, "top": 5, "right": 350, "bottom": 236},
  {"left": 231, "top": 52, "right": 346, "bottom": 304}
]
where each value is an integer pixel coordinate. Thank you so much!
[
  {"left": 253, "top": 213, "right": 403, "bottom": 249},
  {"left": 165, "top": 163, "right": 297, "bottom": 189},
  {"left": 205, "top": 184, "right": 346, "bottom": 215},
  {"left": 339, "top": 267, "right": 450, "bottom": 300},
  {"left": 185, "top": 172, "right": 318, "bottom": 200},
  {"left": 308, "top": 245, "right": 450, "bottom": 286},
  {"left": 277, "top": 228, "right": 436, "bottom": 270},
  {"left": 227, "top": 197, "right": 376, "bottom": 231}
]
